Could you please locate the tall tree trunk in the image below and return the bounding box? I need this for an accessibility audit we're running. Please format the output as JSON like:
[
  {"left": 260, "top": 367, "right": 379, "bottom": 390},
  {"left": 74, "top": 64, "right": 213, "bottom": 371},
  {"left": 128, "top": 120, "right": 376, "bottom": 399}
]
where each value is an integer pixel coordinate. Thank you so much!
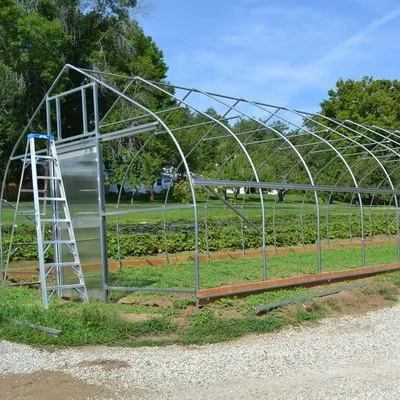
[
  {"left": 233, "top": 188, "right": 239, "bottom": 205},
  {"left": 278, "top": 189, "right": 286, "bottom": 202}
]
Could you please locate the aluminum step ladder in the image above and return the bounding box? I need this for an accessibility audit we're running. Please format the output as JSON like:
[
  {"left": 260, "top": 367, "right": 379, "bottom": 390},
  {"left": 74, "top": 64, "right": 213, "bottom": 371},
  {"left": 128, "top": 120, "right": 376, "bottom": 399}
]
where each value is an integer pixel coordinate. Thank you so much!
[{"left": 5, "top": 133, "right": 88, "bottom": 308}]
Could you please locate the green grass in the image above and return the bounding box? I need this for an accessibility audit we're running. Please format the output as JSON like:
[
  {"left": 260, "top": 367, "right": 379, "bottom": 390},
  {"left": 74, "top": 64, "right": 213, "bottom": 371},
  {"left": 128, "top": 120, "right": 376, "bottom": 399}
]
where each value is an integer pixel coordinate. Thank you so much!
[
  {"left": 0, "top": 285, "right": 306, "bottom": 346},
  {"left": 1, "top": 192, "right": 399, "bottom": 347},
  {"left": 2, "top": 193, "right": 387, "bottom": 224},
  {"left": 3, "top": 193, "right": 397, "bottom": 263},
  {"left": 109, "top": 243, "right": 399, "bottom": 290},
  {"left": 3, "top": 276, "right": 396, "bottom": 347},
  {"left": 1, "top": 243, "right": 400, "bottom": 347},
  {"left": 179, "top": 308, "right": 286, "bottom": 345},
  {"left": 2, "top": 199, "right": 307, "bottom": 225},
  {"left": 244, "top": 287, "right": 312, "bottom": 308},
  {"left": 0, "top": 288, "right": 179, "bottom": 347}
]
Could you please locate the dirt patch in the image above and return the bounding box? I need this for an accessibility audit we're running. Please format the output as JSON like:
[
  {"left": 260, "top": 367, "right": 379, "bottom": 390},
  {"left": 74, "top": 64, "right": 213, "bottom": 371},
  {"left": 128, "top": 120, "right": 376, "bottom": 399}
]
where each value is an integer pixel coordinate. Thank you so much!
[
  {"left": 321, "top": 284, "right": 398, "bottom": 316},
  {"left": 119, "top": 312, "right": 164, "bottom": 322},
  {"left": 77, "top": 359, "right": 130, "bottom": 370},
  {"left": 117, "top": 293, "right": 195, "bottom": 309},
  {"left": 210, "top": 299, "right": 247, "bottom": 319},
  {"left": 0, "top": 371, "right": 118, "bottom": 400},
  {"left": 118, "top": 296, "right": 174, "bottom": 308},
  {"left": 171, "top": 316, "right": 188, "bottom": 329},
  {"left": 281, "top": 283, "right": 399, "bottom": 322},
  {"left": 140, "top": 332, "right": 181, "bottom": 343},
  {"left": 216, "top": 307, "right": 246, "bottom": 319},
  {"left": 181, "top": 305, "right": 197, "bottom": 316}
]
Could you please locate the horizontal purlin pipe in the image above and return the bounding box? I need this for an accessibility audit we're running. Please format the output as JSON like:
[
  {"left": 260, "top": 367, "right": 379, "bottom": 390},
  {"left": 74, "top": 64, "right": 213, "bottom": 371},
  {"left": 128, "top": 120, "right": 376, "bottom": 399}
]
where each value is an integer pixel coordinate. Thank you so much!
[
  {"left": 99, "top": 122, "right": 159, "bottom": 142},
  {"left": 193, "top": 179, "right": 400, "bottom": 195},
  {"left": 47, "top": 83, "right": 94, "bottom": 101}
]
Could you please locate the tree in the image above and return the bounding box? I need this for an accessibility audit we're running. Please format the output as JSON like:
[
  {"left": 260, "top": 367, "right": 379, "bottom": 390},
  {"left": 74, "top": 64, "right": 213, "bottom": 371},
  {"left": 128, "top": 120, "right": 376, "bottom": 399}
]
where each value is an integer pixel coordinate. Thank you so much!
[
  {"left": 0, "top": 0, "right": 168, "bottom": 177},
  {"left": 105, "top": 141, "right": 141, "bottom": 203},
  {"left": 0, "top": 0, "right": 70, "bottom": 157},
  {"left": 311, "top": 77, "right": 400, "bottom": 202},
  {"left": 320, "top": 77, "right": 400, "bottom": 129},
  {"left": 0, "top": 62, "right": 22, "bottom": 179},
  {"left": 137, "top": 152, "right": 163, "bottom": 201}
]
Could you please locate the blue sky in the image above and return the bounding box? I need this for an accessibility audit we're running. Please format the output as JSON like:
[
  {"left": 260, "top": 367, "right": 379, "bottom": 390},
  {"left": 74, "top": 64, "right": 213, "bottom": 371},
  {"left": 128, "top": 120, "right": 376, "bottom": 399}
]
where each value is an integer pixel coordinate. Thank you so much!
[{"left": 138, "top": 0, "right": 400, "bottom": 113}]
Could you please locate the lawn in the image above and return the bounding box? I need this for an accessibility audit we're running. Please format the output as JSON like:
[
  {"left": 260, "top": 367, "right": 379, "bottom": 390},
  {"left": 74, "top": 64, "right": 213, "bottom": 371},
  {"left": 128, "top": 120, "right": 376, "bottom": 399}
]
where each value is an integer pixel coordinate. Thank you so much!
[
  {"left": 1, "top": 242, "right": 400, "bottom": 347},
  {"left": 1, "top": 193, "right": 399, "bottom": 347},
  {"left": 109, "top": 243, "right": 400, "bottom": 291},
  {"left": 1, "top": 265, "right": 400, "bottom": 347},
  {"left": 1, "top": 192, "right": 384, "bottom": 224}
]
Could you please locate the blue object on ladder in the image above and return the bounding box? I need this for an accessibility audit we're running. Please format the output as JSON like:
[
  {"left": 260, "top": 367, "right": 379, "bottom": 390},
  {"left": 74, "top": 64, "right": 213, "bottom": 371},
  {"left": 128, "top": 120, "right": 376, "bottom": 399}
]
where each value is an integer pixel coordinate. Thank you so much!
[{"left": 27, "top": 132, "right": 55, "bottom": 141}]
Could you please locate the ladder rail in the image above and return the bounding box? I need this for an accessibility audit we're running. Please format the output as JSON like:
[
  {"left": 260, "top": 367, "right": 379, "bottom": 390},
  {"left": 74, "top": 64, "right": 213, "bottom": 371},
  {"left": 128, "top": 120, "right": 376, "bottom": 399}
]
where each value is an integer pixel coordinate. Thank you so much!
[
  {"left": 48, "top": 142, "right": 62, "bottom": 297},
  {"left": 29, "top": 136, "right": 50, "bottom": 308},
  {"left": 3, "top": 141, "right": 30, "bottom": 282},
  {"left": 49, "top": 141, "right": 78, "bottom": 246}
]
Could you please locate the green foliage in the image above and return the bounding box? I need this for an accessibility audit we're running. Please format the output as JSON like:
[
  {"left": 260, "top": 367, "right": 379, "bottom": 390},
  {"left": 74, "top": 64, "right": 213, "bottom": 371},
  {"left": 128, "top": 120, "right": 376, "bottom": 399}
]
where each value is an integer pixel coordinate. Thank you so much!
[
  {"left": 180, "top": 307, "right": 288, "bottom": 345},
  {"left": 181, "top": 310, "right": 246, "bottom": 344},
  {"left": 107, "top": 243, "right": 400, "bottom": 294},
  {"left": 0, "top": 0, "right": 169, "bottom": 177},
  {"left": 378, "top": 285, "right": 399, "bottom": 301},
  {"left": 320, "top": 77, "right": 400, "bottom": 129},
  {"left": 288, "top": 300, "right": 325, "bottom": 323},
  {"left": 138, "top": 152, "right": 164, "bottom": 201},
  {"left": 244, "top": 288, "right": 311, "bottom": 308},
  {"left": 0, "top": 287, "right": 177, "bottom": 346},
  {"left": 4, "top": 210, "right": 397, "bottom": 262},
  {"left": 172, "top": 297, "right": 196, "bottom": 309},
  {"left": 172, "top": 180, "right": 192, "bottom": 203},
  {"left": 2, "top": 247, "right": 400, "bottom": 347}
]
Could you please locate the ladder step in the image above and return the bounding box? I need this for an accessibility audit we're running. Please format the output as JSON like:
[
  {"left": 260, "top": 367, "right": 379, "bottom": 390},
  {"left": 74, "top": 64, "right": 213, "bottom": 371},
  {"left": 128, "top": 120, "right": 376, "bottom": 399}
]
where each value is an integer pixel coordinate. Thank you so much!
[
  {"left": 46, "top": 284, "right": 86, "bottom": 291},
  {"left": 37, "top": 176, "right": 61, "bottom": 180},
  {"left": 22, "top": 156, "right": 56, "bottom": 162},
  {"left": 40, "top": 219, "right": 70, "bottom": 223},
  {"left": 44, "top": 262, "right": 80, "bottom": 267},
  {"left": 20, "top": 189, "right": 46, "bottom": 193},
  {"left": 17, "top": 211, "right": 45, "bottom": 215},
  {"left": 38, "top": 197, "right": 66, "bottom": 201},
  {"left": 35, "top": 155, "right": 56, "bottom": 160},
  {"left": 43, "top": 240, "right": 75, "bottom": 245}
]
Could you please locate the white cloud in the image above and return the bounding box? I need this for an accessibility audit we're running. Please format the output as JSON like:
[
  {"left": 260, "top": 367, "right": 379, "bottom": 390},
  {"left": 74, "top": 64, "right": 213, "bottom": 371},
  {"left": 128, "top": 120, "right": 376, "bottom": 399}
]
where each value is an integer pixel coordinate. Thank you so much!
[{"left": 317, "top": 7, "right": 400, "bottom": 65}]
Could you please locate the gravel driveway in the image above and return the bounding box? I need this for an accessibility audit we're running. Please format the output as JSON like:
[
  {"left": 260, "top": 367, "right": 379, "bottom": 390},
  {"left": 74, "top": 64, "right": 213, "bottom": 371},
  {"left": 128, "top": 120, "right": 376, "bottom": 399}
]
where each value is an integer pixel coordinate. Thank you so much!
[{"left": 2, "top": 304, "right": 400, "bottom": 399}]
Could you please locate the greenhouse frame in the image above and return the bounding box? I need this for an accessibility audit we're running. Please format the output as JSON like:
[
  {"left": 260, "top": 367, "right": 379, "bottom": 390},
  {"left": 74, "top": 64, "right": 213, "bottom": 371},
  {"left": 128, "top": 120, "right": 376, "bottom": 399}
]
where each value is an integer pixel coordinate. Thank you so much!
[{"left": 1, "top": 64, "right": 400, "bottom": 306}]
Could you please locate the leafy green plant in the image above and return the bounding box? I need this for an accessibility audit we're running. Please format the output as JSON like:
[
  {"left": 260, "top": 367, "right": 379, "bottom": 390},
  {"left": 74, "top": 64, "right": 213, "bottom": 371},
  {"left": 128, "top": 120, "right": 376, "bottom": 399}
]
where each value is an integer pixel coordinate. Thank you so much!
[
  {"left": 3, "top": 211, "right": 397, "bottom": 262},
  {"left": 172, "top": 180, "right": 192, "bottom": 203}
]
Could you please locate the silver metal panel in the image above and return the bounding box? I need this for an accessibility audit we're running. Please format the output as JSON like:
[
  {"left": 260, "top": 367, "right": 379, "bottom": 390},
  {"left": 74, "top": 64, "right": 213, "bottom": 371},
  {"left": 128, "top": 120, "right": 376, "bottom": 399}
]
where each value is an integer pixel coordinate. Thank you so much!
[{"left": 57, "top": 139, "right": 103, "bottom": 298}]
